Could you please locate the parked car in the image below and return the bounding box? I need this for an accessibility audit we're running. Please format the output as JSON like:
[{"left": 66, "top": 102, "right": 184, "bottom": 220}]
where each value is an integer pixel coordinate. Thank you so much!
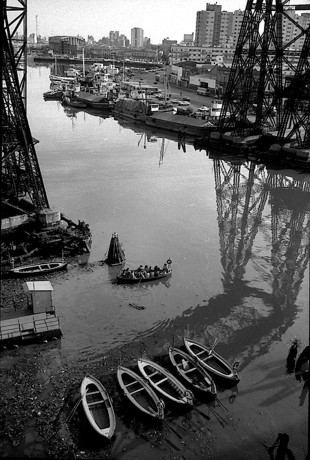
[
  {"left": 170, "top": 99, "right": 180, "bottom": 104},
  {"left": 182, "top": 96, "right": 190, "bottom": 102},
  {"left": 178, "top": 101, "right": 190, "bottom": 106}
]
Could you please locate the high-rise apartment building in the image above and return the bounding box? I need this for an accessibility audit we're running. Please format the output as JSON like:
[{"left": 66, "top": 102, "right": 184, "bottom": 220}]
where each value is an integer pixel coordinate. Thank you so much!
[
  {"left": 195, "top": 3, "right": 309, "bottom": 50},
  {"left": 131, "top": 27, "right": 144, "bottom": 48},
  {"left": 206, "top": 3, "right": 222, "bottom": 46},
  {"left": 195, "top": 3, "right": 222, "bottom": 47}
]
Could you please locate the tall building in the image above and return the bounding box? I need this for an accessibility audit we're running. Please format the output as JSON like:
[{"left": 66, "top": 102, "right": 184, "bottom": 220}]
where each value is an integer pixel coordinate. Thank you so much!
[
  {"left": 195, "top": 3, "right": 222, "bottom": 47},
  {"left": 206, "top": 3, "right": 222, "bottom": 46},
  {"left": 131, "top": 27, "right": 144, "bottom": 48}
]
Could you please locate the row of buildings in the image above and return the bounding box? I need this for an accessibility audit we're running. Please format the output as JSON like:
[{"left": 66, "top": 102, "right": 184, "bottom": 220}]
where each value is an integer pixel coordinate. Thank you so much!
[{"left": 26, "top": 2, "right": 309, "bottom": 71}]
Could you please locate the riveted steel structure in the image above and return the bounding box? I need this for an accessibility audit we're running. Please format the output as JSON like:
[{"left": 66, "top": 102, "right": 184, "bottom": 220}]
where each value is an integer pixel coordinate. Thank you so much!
[
  {"left": 1, "top": 0, "right": 49, "bottom": 212},
  {"left": 217, "top": 0, "right": 310, "bottom": 148}
]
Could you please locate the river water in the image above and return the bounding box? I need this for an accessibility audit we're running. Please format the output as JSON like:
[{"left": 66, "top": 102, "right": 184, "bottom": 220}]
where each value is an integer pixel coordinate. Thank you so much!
[{"left": 22, "top": 62, "right": 310, "bottom": 456}]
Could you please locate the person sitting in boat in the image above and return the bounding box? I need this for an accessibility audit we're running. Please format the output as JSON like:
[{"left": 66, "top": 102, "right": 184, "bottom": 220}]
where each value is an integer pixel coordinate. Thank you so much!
[
  {"left": 144, "top": 270, "right": 150, "bottom": 279},
  {"left": 162, "top": 263, "right": 168, "bottom": 273},
  {"left": 154, "top": 265, "right": 160, "bottom": 277},
  {"left": 167, "top": 258, "right": 172, "bottom": 270},
  {"left": 129, "top": 270, "right": 136, "bottom": 279},
  {"left": 144, "top": 265, "right": 149, "bottom": 273},
  {"left": 148, "top": 266, "right": 153, "bottom": 277}
]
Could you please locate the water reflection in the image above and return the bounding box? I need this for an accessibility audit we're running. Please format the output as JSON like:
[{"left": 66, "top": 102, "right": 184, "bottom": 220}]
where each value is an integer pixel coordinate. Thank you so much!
[{"left": 111, "top": 155, "right": 309, "bottom": 366}]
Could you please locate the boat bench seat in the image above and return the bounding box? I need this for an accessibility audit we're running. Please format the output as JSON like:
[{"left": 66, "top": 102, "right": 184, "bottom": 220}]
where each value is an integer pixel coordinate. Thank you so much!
[
  {"left": 125, "top": 381, "right": 139, "bottom": 387},
  {"left": 130, "top": 387, "right": 144, "bottom": 395},
  {"left": 196, "top": 350, "right": 207, "bottom": 356},
  {"left": 156, "top": 377, "right": 168, "bottom": 385},
  {"left": 148, "top": 371, "right": 159, "bottom": 378},
  {"left": 184, "top": 367, "right": 196, "bottom": 374},
  {"left": 88, "top": 400, "right": 104, "bottom": 407},
  {"left": 86, "top": 390, "right": 101, "bottom": 396}
]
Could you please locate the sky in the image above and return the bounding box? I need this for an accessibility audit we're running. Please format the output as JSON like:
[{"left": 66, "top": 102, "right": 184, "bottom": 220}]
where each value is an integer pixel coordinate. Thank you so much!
[{"left": 26, "top": 0, "right": 247, "bottom": 44}]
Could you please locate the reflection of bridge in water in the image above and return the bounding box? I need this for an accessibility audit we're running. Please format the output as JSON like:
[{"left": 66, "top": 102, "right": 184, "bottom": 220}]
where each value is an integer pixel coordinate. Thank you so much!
[
  {"left": 177, "top": 160, "right": 309, "bottom": 366},
  {"left": 122, "top": 155, "right": 309, "bottom": 369}
]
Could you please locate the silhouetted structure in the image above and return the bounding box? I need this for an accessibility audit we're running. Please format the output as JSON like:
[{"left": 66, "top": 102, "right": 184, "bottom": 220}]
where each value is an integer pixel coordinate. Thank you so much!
[
  {"left": 105, "top": 233, "right": 125, "bottom": 265},
  {"left": 218, "top": 0, "right": 310, "bottom": 148}
]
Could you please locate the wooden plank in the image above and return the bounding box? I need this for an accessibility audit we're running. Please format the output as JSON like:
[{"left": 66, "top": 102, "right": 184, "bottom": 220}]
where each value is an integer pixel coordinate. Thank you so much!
[
  {"left": 0, "top": 324, "right": 21, "bottom": 333},
  {"left": 35, "top": 326, "right": 48, "bottom": 332}
]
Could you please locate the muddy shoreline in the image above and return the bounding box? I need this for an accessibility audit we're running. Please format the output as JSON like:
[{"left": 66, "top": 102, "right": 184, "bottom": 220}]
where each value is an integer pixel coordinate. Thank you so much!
[{"left": 1, "top": 270, "right": 309, "bottom": 460}]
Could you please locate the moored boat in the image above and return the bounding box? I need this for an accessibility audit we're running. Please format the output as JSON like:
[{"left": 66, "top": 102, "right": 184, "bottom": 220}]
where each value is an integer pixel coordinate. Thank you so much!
[
  {"left": 117, "top": 365, "right": 165, "bottom": 419},
  {"left": 9, "top": 261, "right": 68, "bottom": 277},
  {"left": 80, "top": 375, "right": 116, "bottom": 439},
  {"left": 137, "top": 358, "right": 194, "bottom": 407},
  {"left": 43, "top": 89, "right": 63, "bottom": 99},
  {"left": 62, "top": 95, "right": 87, "bottom": 108},
  {"left": 75, "top": 90, "right": 112, "bottom": 109},
  {"left": 168, "top": 347, "right": 217, "bottom": 398},
  {"left": 183, "top": 338, "right": 240, "bottom": 384}
]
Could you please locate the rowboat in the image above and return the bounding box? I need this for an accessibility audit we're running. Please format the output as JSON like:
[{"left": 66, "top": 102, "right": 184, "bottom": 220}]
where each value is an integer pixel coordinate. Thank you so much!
[
  {"left": 137, "top": 358, "right": 194, "bottom": 406},
  {"left": 116, "top": 269, "right": 172, "bottom": 284},
  {"left": 183, "top": 338, "right": 240, "bottom": 384},
  {"left": 117, "top": 365, "right": 165, "bottom": 419},
  {"left": 9, "top": 261, "right": 68, "bottom": 276},
  {"left": 80, "top": 375, "right": 116, "bottom": 439},
  {"left": 168, "top": 347, "right": 217, "bottom": 398}
]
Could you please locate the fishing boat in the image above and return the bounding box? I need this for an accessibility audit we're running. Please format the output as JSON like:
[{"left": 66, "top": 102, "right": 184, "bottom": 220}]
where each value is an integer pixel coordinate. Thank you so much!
[
  {"left": 75, "top": 91, "right": 112, "bottom": 109},
  {"left": 183, "top": 338, "right": 240, "bottom": 384},
  {"left": 168, "top": 347, "right": 217, "bottom": 398},
  {"left": 117, "top": 365, "right": 165, "bottom": 420},
  {"left": 80, "top": 375, "right": 116, "bottom": 439},
  {"left": 9, "top": 261, "right": 68, "bottom": 277},
  {"left": 43, "top": 89, "right": 63, "bottom": 99},
  {"left": 137, "top": 358, "right": 194, "bottom": 407},
  {"left": 62, "top": 95, "right": 87, "bottom": 108},
  {"left": 116, "top": 268, "right": 172, "bottom": 284}
]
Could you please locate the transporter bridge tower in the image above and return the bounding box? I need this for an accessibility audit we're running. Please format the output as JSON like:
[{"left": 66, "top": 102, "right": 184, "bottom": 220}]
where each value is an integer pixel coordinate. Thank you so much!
[
  {"left": 217, "top": 0, "right": 310, "bottom": 150},
  {"left": 2, "top": 0, "right": 49, "bottom": 218}
]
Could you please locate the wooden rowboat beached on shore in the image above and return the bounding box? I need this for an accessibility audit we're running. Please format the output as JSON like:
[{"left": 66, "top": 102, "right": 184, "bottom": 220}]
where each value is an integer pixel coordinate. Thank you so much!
[
  {"left": 137, "top": 358, "right": 194, "bottom": 407},
  {"left": 168, "top": 347, "right": 217, "bottom": 398},
  {"left": 117, "top": 365, "right": 165, "bottom": 419},
  {"left": 9, "top": 261, "right": 68, "bottom": 277},
  {"left": 80, "top": 375, "right": 116, "bottom": 439},
  {"left": 183, "top": 338, "right": 240, "bottom": 384}
]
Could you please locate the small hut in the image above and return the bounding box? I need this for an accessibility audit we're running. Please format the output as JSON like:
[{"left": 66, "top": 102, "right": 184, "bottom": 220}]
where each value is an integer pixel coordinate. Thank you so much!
[{"left": 105, "top": 233, "right": 125, "bottom": 265}]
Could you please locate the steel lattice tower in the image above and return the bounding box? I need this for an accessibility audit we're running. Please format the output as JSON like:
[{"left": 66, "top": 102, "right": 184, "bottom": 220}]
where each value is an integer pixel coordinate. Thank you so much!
[
  {"left": 217, "top": 0, "right": 310, "bottom": 148},
  {"left": 1, "top": 0, "right": 49, "bottom": 213}
]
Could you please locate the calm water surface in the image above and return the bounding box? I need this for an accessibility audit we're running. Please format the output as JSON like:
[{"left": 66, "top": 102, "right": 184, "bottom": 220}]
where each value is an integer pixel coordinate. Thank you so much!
[{"left": 24, "top": 63, "right": 309, "bottom": 454}]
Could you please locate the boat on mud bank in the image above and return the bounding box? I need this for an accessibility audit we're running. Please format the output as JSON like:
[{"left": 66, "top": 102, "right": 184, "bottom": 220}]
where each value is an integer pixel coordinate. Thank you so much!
[
  {"left": 168, "top": 346, "right": 217, "bottom": 399},
  {"left": 80, "top": 375, "right": 116, "bottom": 440},
  {"left": 9, "top": 261, "right": 68, "bottom": 277},
  {"left": 117, "top": 365, "right": 165, "bottom": 420},
  {"left": 137, "top": 358, "right": 194, "bottom": 407},
  {"left": 184, "top": 338, "right": 240, "bottom": 384}
]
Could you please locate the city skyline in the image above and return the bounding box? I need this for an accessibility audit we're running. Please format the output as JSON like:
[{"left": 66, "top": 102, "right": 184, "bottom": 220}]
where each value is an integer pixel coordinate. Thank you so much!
[{"left": 27, "top": 0, "right": 246, "bottom": 44}]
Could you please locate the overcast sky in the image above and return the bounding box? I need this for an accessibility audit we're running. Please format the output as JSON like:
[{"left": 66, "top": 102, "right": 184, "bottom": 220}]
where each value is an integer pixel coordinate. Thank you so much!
[{"left": 26, "top": 0, "right": 247, "bottom": 44}]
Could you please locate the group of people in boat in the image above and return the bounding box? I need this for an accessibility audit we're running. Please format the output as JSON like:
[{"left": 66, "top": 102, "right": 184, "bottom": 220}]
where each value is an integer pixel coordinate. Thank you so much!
[{"left": 120, "top": 259, "right": 172, "bottom": 280}]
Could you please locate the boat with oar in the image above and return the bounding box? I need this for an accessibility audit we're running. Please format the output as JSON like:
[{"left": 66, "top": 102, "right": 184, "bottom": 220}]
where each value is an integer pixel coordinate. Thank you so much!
[
  {"left": 80, "top": 375, "right": 116, "bottom": 439},
  {"left": 117, "top": 269, "right": 171, "bottom": 284},
  {"left": 117, "top": 365, "right": 165, "bottom": 420},
  {"left": 137, "top": 358, "right": 194, "bottom": 407},
  {"left": 9, "top": 261, "right": 68, "bottom": 277},
  {"left": 168, "top": 347, "right": 217, "bottom": 398},
  {"left": 183, "top": 338, "right": 240, "bottom": 384}
]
